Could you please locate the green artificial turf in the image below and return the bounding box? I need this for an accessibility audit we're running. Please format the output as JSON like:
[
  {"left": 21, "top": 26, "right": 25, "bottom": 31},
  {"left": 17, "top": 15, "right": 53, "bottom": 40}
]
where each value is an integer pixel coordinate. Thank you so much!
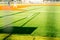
[{"left": 0, "top": 6, "right": 60, "bottom": 40}]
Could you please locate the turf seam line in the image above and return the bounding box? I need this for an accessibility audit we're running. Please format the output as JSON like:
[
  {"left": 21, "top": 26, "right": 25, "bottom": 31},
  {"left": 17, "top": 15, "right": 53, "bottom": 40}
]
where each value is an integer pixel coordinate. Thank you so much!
[
  {"left": 1, "top": 17, "right": 27, "bottom": 27},
  {"left": 20, "top": 12, "right": 40, "bottom": 27},
  {"left": 5, "top": 12, "right": 40, "bottom": 27},
  {"left": 1, "top": 8, "right": 41, "bottom": 27}
]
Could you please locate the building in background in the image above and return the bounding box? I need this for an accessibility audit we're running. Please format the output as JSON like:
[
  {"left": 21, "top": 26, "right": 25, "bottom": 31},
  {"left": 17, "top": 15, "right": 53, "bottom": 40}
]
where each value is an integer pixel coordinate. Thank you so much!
[
  {"left": 21, "top": 0, "right": 44, "bottom": 4},
  {"left": 0, "top": 0, "right": 60, "bottom": 4}
]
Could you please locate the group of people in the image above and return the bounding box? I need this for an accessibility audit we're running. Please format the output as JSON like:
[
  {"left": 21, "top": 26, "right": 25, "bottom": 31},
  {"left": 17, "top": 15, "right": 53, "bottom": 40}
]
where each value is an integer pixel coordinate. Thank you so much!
[{"left": 8, "top": 0, "right": 17, "bottom": 6}]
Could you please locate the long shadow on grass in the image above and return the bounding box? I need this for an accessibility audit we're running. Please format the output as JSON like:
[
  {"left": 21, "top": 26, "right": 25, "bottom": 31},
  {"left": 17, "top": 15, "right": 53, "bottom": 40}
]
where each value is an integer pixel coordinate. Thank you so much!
[{"left": 3, "top": 12, "right": 40, "bottom": 40}]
